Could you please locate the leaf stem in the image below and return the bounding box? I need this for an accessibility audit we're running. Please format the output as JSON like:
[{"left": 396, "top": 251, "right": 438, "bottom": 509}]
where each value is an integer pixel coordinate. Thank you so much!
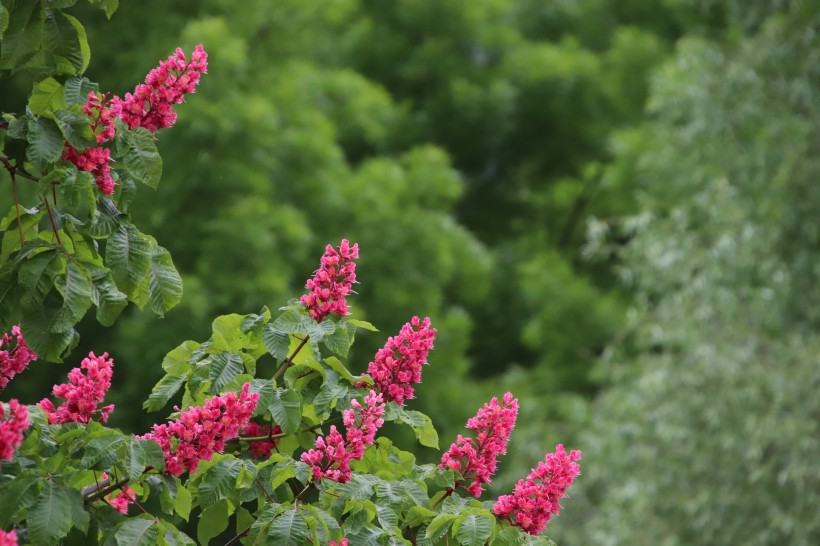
[
  {"left": 10, "top": 170, "right": 24, "bottom": 246},
  {"left": 42, "top": 194, "right": 62, "bottom": 246},
  {"left": 272, "top": 335, "right": 310, "bottom": 381}
]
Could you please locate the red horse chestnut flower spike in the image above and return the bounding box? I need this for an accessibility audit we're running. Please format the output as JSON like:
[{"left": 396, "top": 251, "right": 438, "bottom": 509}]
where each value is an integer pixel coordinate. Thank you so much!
[
  {"left": 301, "top": 239, "right": 359, "bottom": 322},
  {"left": 0, "top": 399, "right": 29, "bottom": 462},
  {"left": 0, "top": 325, "right": 37, "bottom": 392},
  {"left": 439, "top": 392, "right": 519, "bottom": 497},
  {"left": 364, "top": 316, "right": 436, "bottom": 405},
  {"left": 139, "top": 383, "right": 258, "bottom": 476},
  {"left": 38, "top": 352, "right": 115, "bottom": 425},
  {"left": 493, "top": 444, "right": 582, "bottom": 535},
  {"left": 0, "top": 529, "right": 18, "bottom": 546}
]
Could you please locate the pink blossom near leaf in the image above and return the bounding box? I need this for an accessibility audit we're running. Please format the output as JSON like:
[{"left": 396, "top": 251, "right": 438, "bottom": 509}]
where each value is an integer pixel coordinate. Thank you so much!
[
  {"left": 139, "top": 383, "right": 259, "bottom": 476},
  {"left": 240, "top": 422, "right": 282, "bottom": 459},
  {"left": 110, "top": 45, "right": 208, "bottom": 134},
  {"left": 300, "top": 239, "right": 359, "bottom": 322},
  {"left": 439, "top": 392, "right": 519, "bottom": 497},
  {"left": 101, "top": 472, "right": 135, "bottom": 514},
  {"left": 37, "top": 352, "right": 115, "bottom": 425},
  {"left": 329, "top": 539, "right": 349, "bottom": 546},
  {"left": 62, "top": 145, "right": 116, "bottom": 195},
  {"left": 0, "top": 529, "right": 18, "bottom": 546},
  {"left": 492, "top": 444, "right": 582, "bottom": 535},
  {"left": 301, "top": 390, "right": 385, "bottom": 483},
  {"left": 0, "top": 399, "right": 29, "bottom": 462},
  {"left": 0, "top": 325, "right": 37, "bottom": 392},
  {"left": 363, "top": 316, "right": 436, "bottom": 405}
]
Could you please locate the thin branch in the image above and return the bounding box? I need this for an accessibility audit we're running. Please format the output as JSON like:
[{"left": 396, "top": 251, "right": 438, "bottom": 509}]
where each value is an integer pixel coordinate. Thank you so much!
[{"left": 272, "top": 335, "right": 310, "bottom": 381}]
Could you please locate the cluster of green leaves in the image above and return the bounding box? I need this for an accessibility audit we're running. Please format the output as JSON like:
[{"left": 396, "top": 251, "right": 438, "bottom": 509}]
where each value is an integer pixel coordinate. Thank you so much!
[{"left": 0, "top": 0, "right": 182, "bottom": 362}]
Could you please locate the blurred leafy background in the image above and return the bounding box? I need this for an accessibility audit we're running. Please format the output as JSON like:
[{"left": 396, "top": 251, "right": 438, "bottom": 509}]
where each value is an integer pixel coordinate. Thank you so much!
[{"left": 2, "top": 0, "right": 818, "bottom": 544}]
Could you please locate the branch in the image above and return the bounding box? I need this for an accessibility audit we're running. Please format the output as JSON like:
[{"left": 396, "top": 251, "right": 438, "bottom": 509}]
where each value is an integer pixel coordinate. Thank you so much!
[{"left": 272, "top": 334, "right": 310, "bottom": 381}]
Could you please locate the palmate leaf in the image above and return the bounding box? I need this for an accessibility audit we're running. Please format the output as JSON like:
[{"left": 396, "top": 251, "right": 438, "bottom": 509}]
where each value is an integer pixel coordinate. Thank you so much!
[
  {"left": 28, "top": 482, "right": 73, "bottom": 546},
  {"left": 269, "top": 508, "right": 310, "bottom": 546},
  {"left": 454, "top": 513, "right": 493, "bottom": 546},
  {"left": 147, "top": 244, "right": 182, "bottom": 315},
  {"left": 115, "top": 517, "right": 159, "bottom": 546},
  {"left": 0, "top": 0, "right": 43, "bottom": 70},
  {"left": 107, "top": 223, "right": 151, "bottom": 298},
  {"left": 50, "top": 258, "right": 93, "bottom": 333},
  {"left": 42, "top": 8, "right": 88, "bottom": 74}
]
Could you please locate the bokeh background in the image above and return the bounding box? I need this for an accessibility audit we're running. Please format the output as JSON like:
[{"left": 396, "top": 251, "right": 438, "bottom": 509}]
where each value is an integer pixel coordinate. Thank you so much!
[{"left": 2, "top": 0, "right": 819, "bottom": 544}]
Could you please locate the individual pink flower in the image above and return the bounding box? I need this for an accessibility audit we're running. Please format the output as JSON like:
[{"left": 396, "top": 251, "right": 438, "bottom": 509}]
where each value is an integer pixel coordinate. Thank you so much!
[
  {"left": 101, "top": 472, "right": 136, "bottom": 514},
  {"left": 139, "top": 383, "right": 258, "bottom": 476},
  {"left": 493, "top": 444, "right": 581, "bottom": 535},
  {"left": 111, "top": 45, "right": 208, "bottom": 133},
  {"left": 0, "top": 399, "right": 29, "bottom": 461},
  {"left": 300, "top": 239, "right": 359, "bottom": 322},
  {"left": 301, "top": 390, "right": 385, "bottom": 483},
  {"left": 329, "top": 539, "right": 349, "bottom": 546},
  {"left": 0, "top": 325, "right": 37, "bottom": 392},
  {"left": 38, "top": 352, "right": 115, "bottom": 424},
  {"left": 0, "top": 529, "right": 18, "bottom": 546},
  {"left": 240, "top": 422, "right": 282, "bottom": 459},
  {"left": 439, "top": 392, "right": 518, "bottom": 497},
  {"left": 363, "top": 316, "right": 436, "bottom": 405}
]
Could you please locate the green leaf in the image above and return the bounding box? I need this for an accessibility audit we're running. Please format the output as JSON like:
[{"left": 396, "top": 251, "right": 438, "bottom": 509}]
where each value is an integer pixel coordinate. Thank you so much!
[
  {"left": 174, "top": 484, "right": 192, "bottom": 521},
  {"left": 197, "top": 499, "right": 231, "bottom": 545},
  {"left": 0, "top": 0, "right": 43, "bottom": 70},
  {"left": 144, "top": 373, "right": 185, "bottom": 412},
  {"left": 263, "top": 325, "right": 290, "bottom": 361},
  {"left": 52, "top": 108, "right": 94, "bottom": 149},
  {"left": 248, "top": 378, "right": 274, "bottom": 417},
  {"left": 115, "top": 126, "right": 162, "bottom": 188},
  {"left": 29, "top": 77, "right": 65, "bottom": 114},
  {"left": 90, "top": 267, "right": 128, "bottom": 326},
  {"left": 322, "top": 325, "right": 352, "bottom": 357},
  {"left": 28, "top": 482, "right": 73, "bottom": 546},
  {"left": 88, "top": 196, "right": 125, "bottom": 237},
  {"left": 207, "top": 351, "right": 244, "bottom": 393},
  {"left": 87, "top": 0, "right": 119, "bottom": 18},
  {"left": 454, "top": 513, "right": 493, "bottom": 546},
  {"left": 198, "top": 458, "right": 243, "bottom": 509},
  {"left": 0, "top": 4, "right": 8, "bottom": 39},
  {"left": 399, "top": 410, "right": 439, "bottom": 449},
  {"left": 81, "top": 431, "right": 125, "bottom": 469},
  {"left": 20, "top": 305, "right": 79, "bottom": 361},
  {"left": 161, "top": 340, "right": 199, "bottom": 375},
  {"left": 348, "top": 318, "right": 379, "bottom": 332},
  {"left": 269, "top": 388, "right": 302, "bottom": 434},
  {"left": 211, "top": 314, "right": 249, "bottom": 352},
  {"left": 26, "top": 116, "right": 64, "bottom": 169},
  {"left": 269, "top": 508, "right": 310, "bottom": 546},
  {"left": 18, "top": 248, "right": 64, "bottom": 308},
  {"left": 147, "top": 244, "right": 182, "bottom": 315},
  {"left": 0, "top": 476, "right": 40, "bottom": 527},
  {"left": 425, "top": 514, "right": 458, "bottom": 541},
  {"left": 50, "top": 258, "right": 94, "bottom": 333},
  {"left": 64, "top": 76, "right": 98, "bottom": 106},
  {"left": 42, "top": 9, "right": 87, "bottom": 74},
  {"left": 402, "top": 505, "right": 437, "bottom": 529},
  {"left": 323, "top": 356, "right": 358, "bottom": 384},
  {"left": 107, "top": 223, "right": 151, "bottom": 299},
  {"left": 115, "top": 517, "right": 159, "bottom": 546}
]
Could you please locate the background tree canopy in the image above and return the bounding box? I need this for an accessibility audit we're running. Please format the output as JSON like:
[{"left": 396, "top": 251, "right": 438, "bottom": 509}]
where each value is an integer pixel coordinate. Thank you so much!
[{"left": 2, "top": 0, "right": 818, "bottom": 544}]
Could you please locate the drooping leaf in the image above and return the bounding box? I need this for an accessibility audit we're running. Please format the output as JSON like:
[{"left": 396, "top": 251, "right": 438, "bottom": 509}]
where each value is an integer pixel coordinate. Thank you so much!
[
  {"left": 26, "top": 116, "right": 64, "bottom": 169},
  {"left": 80, "top": 430, "right": 125, "bottom": 469},
  {"left": 28, "top": 482, "right": 73, "bottom": 546},
  {"left": 174, "top": 484, "right": 192, "bottom": 521},
  {"left": 268, "top": 508, "right": 310, "bottom": 546},
  {"left": 0, "top": 0, "right": 43, "bottom": 70},
  {"left": 50, "top": 258, "right": 93, "bottom": 333},
  {"left": 18, "top": 248, "right": 63, "bottom": 308},
  {"left": 454, "top": 513, "right": 493, "bottom": 546},
  {"left": 144, "top": 373, "right": 185, "bottom": 412},
  {"left": 197, "top": 499, "right": 231, "bottom": 545},
  {"left": 147, "top": 244, "right": 182, "bottom": 315},
  {"left": 115, "top": 517, "right": 159, "bottom": 546},
  {"left": 206, "top": 351, "right": 244, "bottom": 393},
  {"left": 90, "top": 267, "right": 128, "bottom": 326},
  {"left": 64, "top": 76, "right": 98, "bottom": 106},
  {"left": 115, "top": 126, "right": 162, "bottom": 188},
  {"left": 269, "top": 387, "right": 302, "bottom": 434},
  {"left": 107, "top": 223, "right": 151, "bottom": 299},
  {"left": 263, "top": 325, "right": 290, "bottom": 361},
  {"left": 197, "top": 458, "right": 243, "bottom": 509},
  {"left": 28, "top": 77, "right": 65, "bottom": 114},
  {"left": 0, "top": 477, "right": 40, "bottom": 527},
  {"left": 87, "top": 0, "right": 119, "bottom": 18},
  {"left": 42, "top": 9, "right": 87, "bottom": 74}
]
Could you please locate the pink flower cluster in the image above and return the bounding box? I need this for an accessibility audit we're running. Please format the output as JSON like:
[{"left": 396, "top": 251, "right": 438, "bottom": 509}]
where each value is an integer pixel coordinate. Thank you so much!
[
  {"left": 111, "top": 45, "right": 208, "bottom": 133},
  {"left": 38, "top": 352, "right": 115, "bottom": 424},
  {"left": 0, "top": 530, "right": 17, "bottom": 546},
  {"left": 240, "top": 422, "right": 282, "bottom": 459},
  {"left": 493, "top": 444, "right": 582, "bottom": 535},
  {"left": 102, "top": 472, "right": 136, "bottom": 514},
  {"left": 439, "top": 392, "right": 519, "bottom": 497},
  {"left": 364, "top": 316, "right": 436, "bottom": 405},
  {"left": 301, "top": 390, "right": 385, "bottom": 483},
  {"left": 0, "top": 325, "right": 37, "bottom": 392},
  {"left": 139, "top": 383, "right": 258, "bottom": 476},
  {"left": 300, "top": 239, "right": 359, "bottom": 322},
  {"left": 329, "top": 540, "right": 348, "bottom": 546},
  {"left": 62, "top": 45, "right": 207, "bottom": 195},
  {"left": 0, "top": 399, "right": 29, "bottom": 461}
]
